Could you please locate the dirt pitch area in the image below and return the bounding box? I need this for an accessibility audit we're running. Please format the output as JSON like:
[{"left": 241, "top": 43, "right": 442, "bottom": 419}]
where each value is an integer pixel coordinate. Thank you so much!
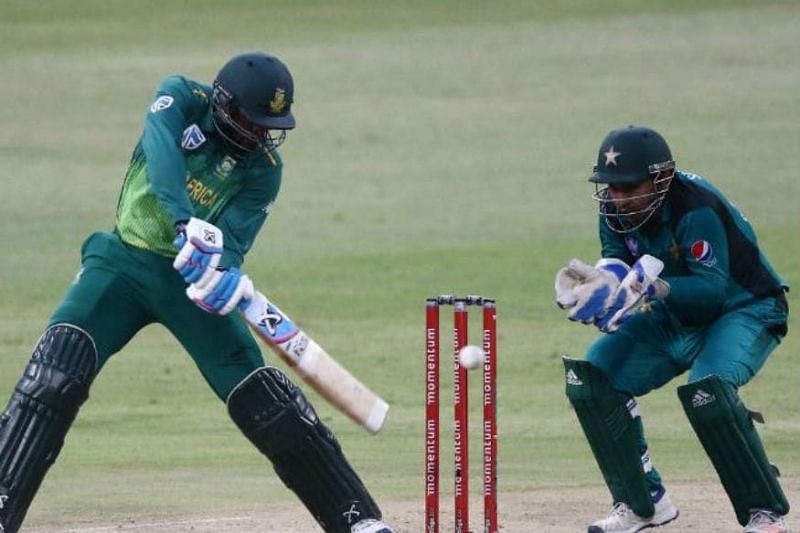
[{"left": 29, "top": 477, "right": 798, "bottom": 532}]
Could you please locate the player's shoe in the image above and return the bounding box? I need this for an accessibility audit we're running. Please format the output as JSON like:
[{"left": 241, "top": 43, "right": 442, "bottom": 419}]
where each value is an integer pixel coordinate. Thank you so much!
[
  {"left": 743, "top": 509, "right": 788, "bottom": 533},
  {"left": 351, "top": 518, "right": 394, "bottom": 533},
  {"left": 588, "top": 487, "right": 679, "bottom": 533}
]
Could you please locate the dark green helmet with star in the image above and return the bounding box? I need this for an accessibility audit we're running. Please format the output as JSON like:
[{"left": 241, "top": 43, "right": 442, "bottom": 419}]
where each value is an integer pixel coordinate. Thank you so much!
[
  {"left": 590, "top": 125, "right": 673, "bottom": 184},
  {"left": 212, "top": 52, "right": 295, "bottom": 155},
  {"left": 590, "top": 125, "right": 676, "bottom": 233}
]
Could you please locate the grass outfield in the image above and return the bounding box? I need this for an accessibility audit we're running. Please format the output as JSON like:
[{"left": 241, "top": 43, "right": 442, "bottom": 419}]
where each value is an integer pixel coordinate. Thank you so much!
[{"left": 1, "top": 1, "right": 798, "bottom": 531}]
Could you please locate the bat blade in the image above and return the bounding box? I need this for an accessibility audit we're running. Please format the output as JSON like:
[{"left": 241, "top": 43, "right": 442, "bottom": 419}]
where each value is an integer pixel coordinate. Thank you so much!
[{"left": 241, "top": 291, "right": 389, "bottom": 434}]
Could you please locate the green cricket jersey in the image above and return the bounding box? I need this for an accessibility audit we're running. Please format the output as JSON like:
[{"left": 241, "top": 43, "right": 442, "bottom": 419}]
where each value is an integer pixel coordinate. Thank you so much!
[
  {"left": 115, "top": 75, "right": 282, "bottom": 268},
  {"left": 600, "top": 171, "right": 787, "bottom": 326}
]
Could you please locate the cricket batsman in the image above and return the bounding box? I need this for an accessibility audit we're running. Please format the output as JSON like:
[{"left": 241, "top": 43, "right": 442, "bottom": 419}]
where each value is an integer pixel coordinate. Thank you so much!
[
  {"left": 0, "top": 51, "right": 392, "bottom": 533},
  {"left": 555, "top": 125, "right": 790, "bottom": 532}
]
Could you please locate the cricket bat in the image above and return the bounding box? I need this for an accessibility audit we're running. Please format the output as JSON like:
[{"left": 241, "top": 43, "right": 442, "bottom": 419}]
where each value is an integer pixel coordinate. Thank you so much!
[{"left": 239, "top": 290, "right": 390, "bottom": 434}]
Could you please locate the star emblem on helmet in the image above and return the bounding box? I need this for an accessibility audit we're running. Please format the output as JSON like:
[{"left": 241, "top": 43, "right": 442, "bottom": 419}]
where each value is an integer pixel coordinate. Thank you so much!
[
  {"left": 269, "top": 88, "right": 287, "bottom": 114},
  {"left": 604, "top": 146, "right": 621, "bottom": 166}
]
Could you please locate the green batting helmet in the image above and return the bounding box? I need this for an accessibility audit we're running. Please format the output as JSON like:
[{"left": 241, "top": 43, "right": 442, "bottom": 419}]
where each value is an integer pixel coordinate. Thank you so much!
[
  {"left": 590, "top": 125, "right": 676, "bottom": 233},
  {"left": 212, "top": 52, "right": 295, "bottom": 154}
]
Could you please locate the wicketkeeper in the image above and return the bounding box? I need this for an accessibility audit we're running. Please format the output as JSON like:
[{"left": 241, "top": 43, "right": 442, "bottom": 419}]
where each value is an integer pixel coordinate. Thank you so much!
[
  {"left": 0, "top": 52, "right": 392, "bottom": 533},
  {"left": 555, "top": 125, "right": 790, "bottom": 533}
]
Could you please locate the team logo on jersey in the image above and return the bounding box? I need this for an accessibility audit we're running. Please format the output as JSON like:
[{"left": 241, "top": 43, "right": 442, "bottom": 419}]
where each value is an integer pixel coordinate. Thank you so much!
[
  {"left": 624, "top": 237, "right": 639, "bottom": 257},
  {"left": 215, "top": 155, "right": 237, "bottom": 178},
  {"left": 149, "top": 95, "right": 174, "bottom": 113},
  {"left": 669, "top": 240, "right": 681, "bottom": 261},
  {"left": 181, "top": 124, "right": 206, "bottom": 150},
  {"left": 691, "top": 240, "right": 717, "bottom": 267}
]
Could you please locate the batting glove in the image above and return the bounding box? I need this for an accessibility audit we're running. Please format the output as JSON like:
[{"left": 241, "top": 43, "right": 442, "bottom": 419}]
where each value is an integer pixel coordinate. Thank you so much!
[
  {"left": 173, "top": 217, "right": 224, "bottom": 288},
  {"left": 186, "top": 267, "right": 255, "bottom": 315}
]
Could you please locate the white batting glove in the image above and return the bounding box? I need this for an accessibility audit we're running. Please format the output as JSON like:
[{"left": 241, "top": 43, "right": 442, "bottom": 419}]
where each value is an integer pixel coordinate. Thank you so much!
[
  {"left": 595, "top": 255, "right": 667, "bottom": 333},
  {"left": 186, "top": 267, "right": 255, "bottom": 316},
  {"left": 173, "top": 217, "right": 224, "bottom": 288}
]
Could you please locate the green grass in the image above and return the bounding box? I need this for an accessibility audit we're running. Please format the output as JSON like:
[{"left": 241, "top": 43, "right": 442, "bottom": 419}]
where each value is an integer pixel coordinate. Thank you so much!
[{"left": 1, "top": 0, "right": 798, "bottom": 529}]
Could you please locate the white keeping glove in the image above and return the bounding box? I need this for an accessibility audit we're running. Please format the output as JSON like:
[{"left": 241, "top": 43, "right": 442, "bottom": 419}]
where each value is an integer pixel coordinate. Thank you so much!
[
  {"left": 595, "top": 255, "right": 668, "bottom": 333},
  {"left": 173, "top": 217, "right": 224, "bottom": 288},
  {"left": 554, "top": 259, "right": 593, "bottom": 310},
  {"left": 554, "top": 258, "right": 630, "bottom": 323}
]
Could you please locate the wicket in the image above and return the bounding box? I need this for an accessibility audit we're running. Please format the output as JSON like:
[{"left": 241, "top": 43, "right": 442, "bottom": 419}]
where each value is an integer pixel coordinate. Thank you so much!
[{"left": 425, "top": 295, "right": 498, "bottom": 533}]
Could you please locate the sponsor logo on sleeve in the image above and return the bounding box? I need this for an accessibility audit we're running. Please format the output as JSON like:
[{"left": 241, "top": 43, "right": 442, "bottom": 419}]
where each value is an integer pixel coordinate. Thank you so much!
[
  {"left": 149, "top": 95, "right": 174, "bottom": 113},
  {"left": 690, "top": 240, "right": 717, "bottom": 267},
  {"left": 181, "top": 124, "right": 206, "bottom": 150}
]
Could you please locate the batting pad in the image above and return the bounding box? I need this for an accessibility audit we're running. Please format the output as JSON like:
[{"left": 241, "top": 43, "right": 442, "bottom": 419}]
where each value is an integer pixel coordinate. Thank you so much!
[
  {"left": 563, "top": 357, "right": 654, "bottom": 518},
  {"left": 228, "top": 367, "right": 381, "bottom": 533},
  {"left": 0, "top": 324, "right": 97, "bottom": 533},
  {"left": 678, "top": 376, "right": 789, "bottom": 525}
]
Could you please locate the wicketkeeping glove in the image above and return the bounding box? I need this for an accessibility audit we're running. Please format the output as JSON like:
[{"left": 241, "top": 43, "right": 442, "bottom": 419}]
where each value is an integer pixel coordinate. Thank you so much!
[
  {"left": 555, "top": 257, "right": 630, "bottom": 323},
  {"left": 186, "top": 267, "right": 255, "bottom": 315},
  {"left": 173, "top": 217, "right": 224, "bottom": 288},
  {"left": 594, "top": 254, "right": 668, "bottom": 333}
]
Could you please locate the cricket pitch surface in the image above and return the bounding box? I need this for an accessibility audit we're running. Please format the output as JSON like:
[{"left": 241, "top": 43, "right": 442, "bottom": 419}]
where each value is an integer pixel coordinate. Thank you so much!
[{"left": 26, "top": 477, "right": 799, "bottom": 532}]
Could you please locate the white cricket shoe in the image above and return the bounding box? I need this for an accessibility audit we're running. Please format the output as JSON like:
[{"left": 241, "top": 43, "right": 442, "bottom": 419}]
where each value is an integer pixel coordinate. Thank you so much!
[
  {"left": 350, "top": 518, "right": 394, "bottom": 533},
  {"left": 743, "top": 509, "right": 788, "bottom": 533},
  {"left": 588, "top": 490, "right": 679, "bottom": 533}
]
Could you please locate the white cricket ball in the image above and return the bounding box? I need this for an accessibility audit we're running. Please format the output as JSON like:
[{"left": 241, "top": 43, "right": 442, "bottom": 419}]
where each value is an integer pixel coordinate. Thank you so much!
[{"left": 458, "top": 345, "right": 485, "bottom": 370}]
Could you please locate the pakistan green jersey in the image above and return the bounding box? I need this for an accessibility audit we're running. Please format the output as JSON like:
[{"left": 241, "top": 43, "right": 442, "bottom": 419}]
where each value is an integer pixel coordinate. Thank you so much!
[
  {"left": 115, "top": 75, "right": 282, "bottom": 268},
  {"left": 600, "top": 171, "right": 787, "bottom": 326}
]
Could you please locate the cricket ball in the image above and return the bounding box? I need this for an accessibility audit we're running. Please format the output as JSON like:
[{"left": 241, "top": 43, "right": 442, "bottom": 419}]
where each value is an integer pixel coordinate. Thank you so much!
[{"left": 458, "top": 345, "right": 485, "bottom": 370}]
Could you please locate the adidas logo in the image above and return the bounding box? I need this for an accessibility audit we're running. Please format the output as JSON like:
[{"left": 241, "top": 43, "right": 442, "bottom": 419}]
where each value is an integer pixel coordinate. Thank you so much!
[
  {"left": 626, "top": 398, "right": 641, "bottom": 418},
  {"left": 641, "top": 451, "right": 653, "bottom": 473},
  {"left": 566, "top": 369, "right": 583, "bottom": 385},
  {"left": 692, "top": 389, "right": 716, "bottom": 408}
]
